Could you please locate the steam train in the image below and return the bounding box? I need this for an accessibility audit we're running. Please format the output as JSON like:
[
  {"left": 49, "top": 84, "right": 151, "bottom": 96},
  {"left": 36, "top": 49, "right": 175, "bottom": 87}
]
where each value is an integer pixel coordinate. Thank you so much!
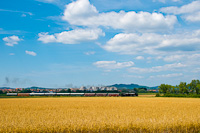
[{"left": 6, "top": 92, "right": 138, "bottom": 97}]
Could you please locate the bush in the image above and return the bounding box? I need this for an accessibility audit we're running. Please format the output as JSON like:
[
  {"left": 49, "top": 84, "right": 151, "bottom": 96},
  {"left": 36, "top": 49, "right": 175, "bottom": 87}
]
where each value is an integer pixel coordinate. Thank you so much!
[
  {"left": 162, "top": 94, "right": 200, "bottom": 98},
  {"left": 155, "top": 93, "right": 160, "bottom": 97}
]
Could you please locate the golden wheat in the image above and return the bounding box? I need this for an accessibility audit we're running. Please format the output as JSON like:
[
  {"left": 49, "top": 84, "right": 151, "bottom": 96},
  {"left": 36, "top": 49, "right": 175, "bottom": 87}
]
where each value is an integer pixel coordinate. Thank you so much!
[{"left": 0, "top": 97, "right": 200, "bottom": 132}]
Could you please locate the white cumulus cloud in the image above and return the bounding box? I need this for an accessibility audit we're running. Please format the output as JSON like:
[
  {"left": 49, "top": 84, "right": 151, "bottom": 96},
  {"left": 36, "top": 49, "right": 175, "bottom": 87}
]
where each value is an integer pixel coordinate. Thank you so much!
[
  {"left": 36, "top": 0, "right": 59, "bottom": 3},
  {"left": 135, "top": 56, "right": 145, "bottom": 60},
  {"left": 9, "top": 53, "right": 15, "bottom": 56},
  {"left": 94, "top": 61, "right": 134, "bottom": 70},
  {"left": 184, "top": 12, "right": 200, "bottom": 22},
  {"left": 163, "top": 54, "right": 200, "bottom": 65},
  {"left": 153, "top": 0, "right": 181, "bottom": 3},
  {"left": 62, "top": 0, "right": 177, "bottom": 32},
  {"left": 160, "top": 1, "right": 200, "bottom": 22},
  {"left": 84, "top": 51, "right": 95, "bottom": 55},
  {"left": 102, "top": 29, "right": 200, "bottom": 55},
  {"left": 160, "top": 1, "right": 200, "bottom": 14},
  {"left": 40, "top": 0, "right": 56, "bottom": 2},
  {"left": 25, "top": 50, "right": 37, "bottom": 56},
  {"left": 3, "top": 35, "right": 22, "bottom": 46},
  {"left": 129, "top": 63, "right": 186, "bottom": 73},
  {"left": 38, "top": 28, "right": 105, "bottom": 44},
  {"left": 150, "top": 73, "right": 183, "bottom": 78}
]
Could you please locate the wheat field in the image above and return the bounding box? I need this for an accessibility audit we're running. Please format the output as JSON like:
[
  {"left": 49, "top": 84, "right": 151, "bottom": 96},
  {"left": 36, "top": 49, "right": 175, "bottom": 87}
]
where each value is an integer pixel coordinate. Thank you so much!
[{"left": 0, "top": 97, "right": 200, "bottom": 132}]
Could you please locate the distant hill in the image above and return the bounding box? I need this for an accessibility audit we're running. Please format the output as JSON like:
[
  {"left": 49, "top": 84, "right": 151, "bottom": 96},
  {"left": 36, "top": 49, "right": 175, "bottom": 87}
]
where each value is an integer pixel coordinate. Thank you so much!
[
  {"left": 0, "top": 85, "right": 158, "bottom": 90},
  {"left": 25, "top": 86, "right": 49, "bottom": 90},
  {"left": 0, "top": 86, "right": 57, "bottom": 90},
  {"left": 107, "top": 84, "right": 158, "bottom": 90},
  {"left": 0, "top": 87, "right": 14, "bottom": 89}
]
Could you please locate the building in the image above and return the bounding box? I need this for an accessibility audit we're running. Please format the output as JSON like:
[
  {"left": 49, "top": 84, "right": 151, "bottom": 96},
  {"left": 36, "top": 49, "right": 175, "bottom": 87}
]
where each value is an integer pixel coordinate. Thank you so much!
[{"left": 79, "top": 86, "right": 87, "bottom": 91}]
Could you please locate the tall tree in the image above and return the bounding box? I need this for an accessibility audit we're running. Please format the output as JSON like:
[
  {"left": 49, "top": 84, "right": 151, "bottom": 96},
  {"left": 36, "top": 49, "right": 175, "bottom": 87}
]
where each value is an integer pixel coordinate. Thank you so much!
[
  {"left": 196, "top": 84, "right": 200, "bottom": 94},
  {"left": 188, "top": 80, "right": 200, "bottom": 94},
  {"left": 158, "top": 84, "right": 172, "bottom": 94},
  {"left": 171, "top": 86, "right": 176, "bottom": 94},
  {"left": 178, "top": 82, "right": 188, "bottom": 94}
]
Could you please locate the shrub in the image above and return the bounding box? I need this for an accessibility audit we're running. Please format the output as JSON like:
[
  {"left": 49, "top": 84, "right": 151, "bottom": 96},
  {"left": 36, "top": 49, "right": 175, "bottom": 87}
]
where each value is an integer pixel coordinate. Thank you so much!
[{"left": 155, "top": 93, "right": 160, "bottom": 97}]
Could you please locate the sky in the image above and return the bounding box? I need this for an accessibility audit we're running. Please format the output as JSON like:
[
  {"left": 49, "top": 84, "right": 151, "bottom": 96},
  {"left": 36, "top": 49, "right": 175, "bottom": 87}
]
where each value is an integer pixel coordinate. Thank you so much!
[{"left": 0, "top": 0, "right": 200, "bottom": 88}]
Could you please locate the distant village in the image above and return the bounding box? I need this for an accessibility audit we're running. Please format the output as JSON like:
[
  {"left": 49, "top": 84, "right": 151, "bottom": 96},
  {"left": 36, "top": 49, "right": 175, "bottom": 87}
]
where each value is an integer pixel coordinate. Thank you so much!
[
  {"left": 0, "top": 83, "right": 159, "bottom": 94},
  {"left": 0, "top": 86, "right": 118, "bottom": 93}
]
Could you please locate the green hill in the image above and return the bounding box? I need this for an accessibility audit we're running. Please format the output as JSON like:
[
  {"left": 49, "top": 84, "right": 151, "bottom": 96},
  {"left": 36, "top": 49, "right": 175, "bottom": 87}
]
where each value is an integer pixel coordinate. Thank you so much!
[{"left": 108, "top": 84, "right": 158, "bottom": 90}]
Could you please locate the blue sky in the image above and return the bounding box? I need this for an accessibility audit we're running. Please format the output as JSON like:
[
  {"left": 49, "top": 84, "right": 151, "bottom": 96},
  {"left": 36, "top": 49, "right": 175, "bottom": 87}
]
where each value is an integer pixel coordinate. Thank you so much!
[{"left": 1, "top": 0, "right": 200, "bottom": 88}]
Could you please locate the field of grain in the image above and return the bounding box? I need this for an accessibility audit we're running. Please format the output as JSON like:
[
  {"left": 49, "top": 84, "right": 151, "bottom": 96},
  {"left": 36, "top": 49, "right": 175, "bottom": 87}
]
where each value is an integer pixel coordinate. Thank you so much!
[
  {"left": 138, "top": 94, "right": 156, "bottom": 97},
  {"left": 0, "top": 97, "right": 200, "bottom": 132}
]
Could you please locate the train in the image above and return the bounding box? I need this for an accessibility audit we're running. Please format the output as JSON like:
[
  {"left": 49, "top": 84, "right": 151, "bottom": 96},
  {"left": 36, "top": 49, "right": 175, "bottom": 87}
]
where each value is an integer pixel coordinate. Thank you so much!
[{"left": 6, "top": 92, "right": 138, "bottom": 97}]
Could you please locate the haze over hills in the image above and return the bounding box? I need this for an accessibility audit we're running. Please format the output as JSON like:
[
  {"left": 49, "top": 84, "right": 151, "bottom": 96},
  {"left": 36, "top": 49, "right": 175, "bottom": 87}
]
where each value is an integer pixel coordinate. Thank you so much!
[
  {"left": 0, "top": 84, "right": 158, "bottom": 90},
  {"left": 108, "top": 84, "right": 158, "bottom": 90}
]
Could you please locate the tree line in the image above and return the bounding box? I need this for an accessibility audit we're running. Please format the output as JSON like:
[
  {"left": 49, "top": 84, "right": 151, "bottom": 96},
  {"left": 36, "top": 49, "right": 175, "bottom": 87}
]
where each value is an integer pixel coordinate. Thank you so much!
[{"left": 158, "top": 79, "right": 200, "bottom": 97}]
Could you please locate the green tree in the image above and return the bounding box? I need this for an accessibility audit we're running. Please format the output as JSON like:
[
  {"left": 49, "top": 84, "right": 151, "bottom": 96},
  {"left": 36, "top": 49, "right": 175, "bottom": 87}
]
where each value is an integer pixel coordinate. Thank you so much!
[
  {"left": 138, "top": 88, "right": 147, "bottom": 93},
  {"left": 188, "top": 79, "right": 200, "bottom": 94},
  {"left": 196, "top": 84, "right": 200, "bottom": 94},
  {"left": 0, "top": 90, "right": 4, "bottom": 94},
  {"left": 59, "top": 89, "right": 67, "bottom": 93},
  {"left": 178, "top": 82, "right": 188, "bottom": 94},
  {"left": 133, "top": 88, "right": 139, "bottom": 93},
  {"left": 175, "top": 85, "right": 179, "bottom": 94},
  {"left": 158, "top": 84, "right": 172, "bottom": 94},
  {"left": 20, "top": 89, "right": 32, "bottom": 93},
  {"left": 67, "top": 89, "right": 71, "bottom": 93},
  {"left": 171, "top": 86, "right": 176, "bottom": 94}
]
